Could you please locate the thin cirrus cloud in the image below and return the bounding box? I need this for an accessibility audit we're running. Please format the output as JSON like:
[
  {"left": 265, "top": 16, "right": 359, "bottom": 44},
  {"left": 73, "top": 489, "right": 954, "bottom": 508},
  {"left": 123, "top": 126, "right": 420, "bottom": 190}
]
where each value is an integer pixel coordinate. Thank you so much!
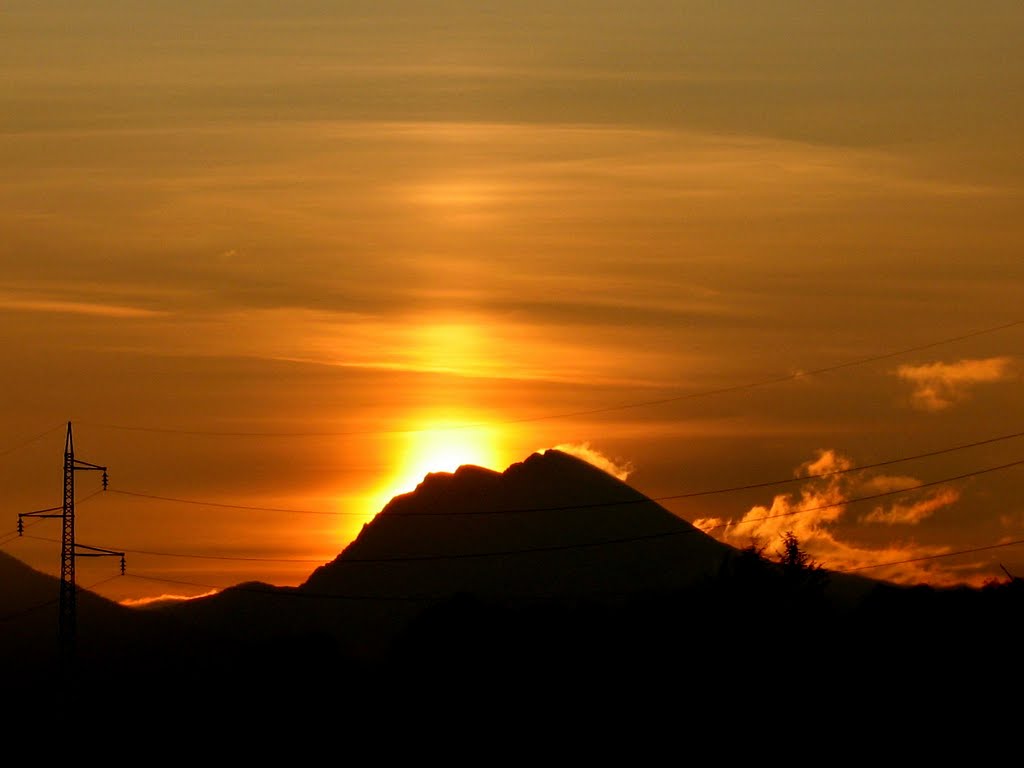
[
  {"left": 693, "top": 449, "right": 968, "bottom": 586},
  {"left": 0, "top": 294, "right": 166, "bottom": 319},
  {"left": 896, "top": 357, "right": 1015, "bottom": 412}
]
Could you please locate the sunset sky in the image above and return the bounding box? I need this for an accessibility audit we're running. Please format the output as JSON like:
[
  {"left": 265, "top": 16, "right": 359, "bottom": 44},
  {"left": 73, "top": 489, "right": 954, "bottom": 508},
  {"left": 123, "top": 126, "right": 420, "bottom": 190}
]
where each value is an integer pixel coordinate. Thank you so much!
[{"left": 2, "top": 2, "right": 1022, "bottom": 605}]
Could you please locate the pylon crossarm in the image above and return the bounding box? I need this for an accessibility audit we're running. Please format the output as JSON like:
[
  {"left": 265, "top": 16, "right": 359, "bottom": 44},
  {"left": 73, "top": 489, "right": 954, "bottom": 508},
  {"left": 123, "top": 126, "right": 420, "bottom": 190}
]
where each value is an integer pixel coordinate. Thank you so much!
[
  {"left": 17, "top": 507, "right": 62, "bottom": 534},
  {"left": 75, "top": 543, "right": 125, "bottom": 558},
  {"left": 72, "top": 460, "right": 106, "bottom": 472},
  {"left": 20, "top": 506, "right": 62, "bottom": 518},
  {"left": 74, "top": 545, "right": 127, "bottom": 575}
]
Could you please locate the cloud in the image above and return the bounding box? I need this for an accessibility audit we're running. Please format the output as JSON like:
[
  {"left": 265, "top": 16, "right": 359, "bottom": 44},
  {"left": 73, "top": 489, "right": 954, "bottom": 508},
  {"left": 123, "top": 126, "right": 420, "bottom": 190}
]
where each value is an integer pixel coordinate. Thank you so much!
[
  {"left": 859, "top": 474, "right": 920, "bottom": 494},
  {"left": 120, "top": 590, "right": 218, "bottom": 607},
  {"left": 800, "top": 449, "right": 853, "bottom": 478},
  {"left": 0, "top": 295, "right": 166, "bottom": 319},
  {"left": 694, "top": 449, "right": 851, "bottom": 547},
  {"left": 549, "top": 442, "right": 633, "bottom": 481},
  {"left": 896, "top": 357, "right": 1015, "bottom": 412},
  {"left": 693, "top": 448, "right": 969, "bottom": 586},
  {"left": 862, "top": 487, "right": 960, "bottom": 525}
]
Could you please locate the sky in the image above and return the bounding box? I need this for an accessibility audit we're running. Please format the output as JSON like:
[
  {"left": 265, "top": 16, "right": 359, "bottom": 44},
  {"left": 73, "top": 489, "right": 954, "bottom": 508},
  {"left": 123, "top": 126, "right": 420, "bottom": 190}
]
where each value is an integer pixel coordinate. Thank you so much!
[{"left": 2, "top": 1, "right": 1022, "bottom": 605}]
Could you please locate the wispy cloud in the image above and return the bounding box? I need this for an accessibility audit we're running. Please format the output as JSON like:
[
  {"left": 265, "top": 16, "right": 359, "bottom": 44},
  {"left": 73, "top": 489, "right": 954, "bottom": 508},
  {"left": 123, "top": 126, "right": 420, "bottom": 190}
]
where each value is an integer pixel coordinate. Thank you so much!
[
  {"left": 693, "top": 449, "right": 968, "bottom": 586},
  {"left": 549, "top": 442, "right": 634, "bottom": 481},
  {"left": 119, "top": 589, "right": 218, "bottom": 607},
  {"left": 896, "top": 357, "right": 1015, "bottom": 412},
  {"left": 862, "top": 486, "right": 961, "bottom": 525},
  {"left": 0, "top": 295, "right": 166, "bottom": 319}
]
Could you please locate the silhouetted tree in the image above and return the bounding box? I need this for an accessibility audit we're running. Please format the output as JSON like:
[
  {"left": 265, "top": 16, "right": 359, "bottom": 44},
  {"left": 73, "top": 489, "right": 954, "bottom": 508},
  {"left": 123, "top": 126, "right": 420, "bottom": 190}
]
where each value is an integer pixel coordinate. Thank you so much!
[
  {"left": 772, "top": 531, "right": 831, "bottom": 638},
  {"left": 776, "top": 530, "right": 827, "bottom": 595},
  {"left": 776, "top": 531, "right": 824, "bottom": 578}
]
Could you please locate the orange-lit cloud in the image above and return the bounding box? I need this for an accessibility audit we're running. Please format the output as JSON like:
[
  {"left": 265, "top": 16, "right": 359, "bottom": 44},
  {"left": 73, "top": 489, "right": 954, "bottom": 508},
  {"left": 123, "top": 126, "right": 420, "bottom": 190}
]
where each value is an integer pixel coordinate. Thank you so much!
[
  {"left": 120, "top": 589, "right": 218, "bottom": 607},
  {"left": 693, "top": 449, "right": 968, "bottom": 586},
  {"left": 862, "top": 486, "right": 961, "bottom": 525},
  {"left": 896, "top": 357, "right": 1015, "bottom": 411},
  {"left": 693, "top": 449, "right": 852, "bottom": 546},
  {"left": 549, "top": 442, "right": 634, "bottom": 481}
]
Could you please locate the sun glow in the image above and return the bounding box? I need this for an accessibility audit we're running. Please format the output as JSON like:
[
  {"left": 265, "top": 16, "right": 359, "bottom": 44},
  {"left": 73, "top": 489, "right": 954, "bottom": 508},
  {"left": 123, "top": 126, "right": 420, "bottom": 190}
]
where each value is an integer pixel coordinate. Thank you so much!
[{"left": 364, "top": 417, "right": 506, "bottom": 516}]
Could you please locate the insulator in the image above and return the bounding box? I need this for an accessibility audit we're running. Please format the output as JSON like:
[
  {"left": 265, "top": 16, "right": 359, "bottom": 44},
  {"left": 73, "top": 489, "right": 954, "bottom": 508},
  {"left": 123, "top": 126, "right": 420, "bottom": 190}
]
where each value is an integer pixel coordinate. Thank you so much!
[
  {"left": 102, "top": 470, "right": 109, "bottom": 490},
  {"left": 120, "top": 555, "right": 126, "bottom": 575},
  {"left": 18, "top": 517, "right": 23, "bottom": 535}
]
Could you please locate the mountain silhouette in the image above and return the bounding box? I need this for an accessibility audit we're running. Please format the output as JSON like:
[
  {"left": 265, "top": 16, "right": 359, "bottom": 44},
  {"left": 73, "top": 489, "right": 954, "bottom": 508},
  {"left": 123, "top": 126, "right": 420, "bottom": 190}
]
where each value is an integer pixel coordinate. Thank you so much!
[
  {"left": 138, "top": 449, "right": 753, "bottom": 692},
  {"left": 295, "top": 449, "right": 743, "bottom": 656},
  {"left": 307, "top": 448, "right": 737, "bottom": 595}
]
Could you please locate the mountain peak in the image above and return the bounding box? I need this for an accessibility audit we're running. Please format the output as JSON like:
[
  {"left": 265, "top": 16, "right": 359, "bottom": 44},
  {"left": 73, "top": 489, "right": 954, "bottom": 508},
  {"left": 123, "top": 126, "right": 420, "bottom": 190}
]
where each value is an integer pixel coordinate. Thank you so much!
[
  {"left": 378, "top": 448, "right": 639, "bottom": 519},
  {"left": 507, "top": 447, "right": 633, "bottom": 490},
  {"left": 302, "top": 446, "right": 736, "bottom": 616}
]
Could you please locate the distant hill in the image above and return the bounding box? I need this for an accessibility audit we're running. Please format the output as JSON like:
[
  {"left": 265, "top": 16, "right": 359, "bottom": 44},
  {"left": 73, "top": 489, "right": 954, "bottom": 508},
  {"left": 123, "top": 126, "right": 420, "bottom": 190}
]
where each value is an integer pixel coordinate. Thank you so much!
[{"left": 0, "top": 549, "right": 179, "bottom": 690}]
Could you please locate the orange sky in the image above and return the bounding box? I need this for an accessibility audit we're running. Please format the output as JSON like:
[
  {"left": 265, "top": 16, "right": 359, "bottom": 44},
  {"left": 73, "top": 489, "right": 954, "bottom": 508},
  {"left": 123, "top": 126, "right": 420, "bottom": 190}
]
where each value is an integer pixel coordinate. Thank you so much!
[{"left": 2, "top": 2, "right": 1022, "bottom": 604}]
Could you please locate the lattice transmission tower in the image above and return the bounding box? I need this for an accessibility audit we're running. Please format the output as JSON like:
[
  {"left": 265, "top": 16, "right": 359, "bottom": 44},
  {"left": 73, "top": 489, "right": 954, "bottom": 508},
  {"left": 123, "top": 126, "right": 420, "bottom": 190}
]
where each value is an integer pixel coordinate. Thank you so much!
[{"left": 17, "top": 421, "right": 124, "bottom": 673}]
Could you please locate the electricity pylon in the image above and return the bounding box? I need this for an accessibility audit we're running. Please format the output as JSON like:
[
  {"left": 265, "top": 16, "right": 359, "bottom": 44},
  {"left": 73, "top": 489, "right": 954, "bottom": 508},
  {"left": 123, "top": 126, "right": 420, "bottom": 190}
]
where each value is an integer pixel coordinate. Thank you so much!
[{"left": 17, "top": 421, "right": 123, "bottom": 674}]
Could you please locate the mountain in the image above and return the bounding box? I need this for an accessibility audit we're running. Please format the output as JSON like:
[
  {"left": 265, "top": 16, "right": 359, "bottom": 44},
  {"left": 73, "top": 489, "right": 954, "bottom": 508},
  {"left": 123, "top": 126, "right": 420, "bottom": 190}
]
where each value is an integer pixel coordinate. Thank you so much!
[
  {"left": 295, "top": 449, "right": 743, "bottom": 655},
  {"left": 306, "top": 448, "right": 736, "bottom": 595},
  {"left": 139, "top": 449, "right": 752, "bottom": 692}
]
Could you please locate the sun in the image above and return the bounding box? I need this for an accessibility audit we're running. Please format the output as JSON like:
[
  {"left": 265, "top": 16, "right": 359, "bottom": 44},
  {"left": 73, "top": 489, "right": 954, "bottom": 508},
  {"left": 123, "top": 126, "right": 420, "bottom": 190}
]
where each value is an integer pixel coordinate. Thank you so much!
[
  {"left": 399, "top": 426, "right": 500, "bottom": 485},
  {"left": 364, "top": 418, "right": 505, "bottom": 516}
]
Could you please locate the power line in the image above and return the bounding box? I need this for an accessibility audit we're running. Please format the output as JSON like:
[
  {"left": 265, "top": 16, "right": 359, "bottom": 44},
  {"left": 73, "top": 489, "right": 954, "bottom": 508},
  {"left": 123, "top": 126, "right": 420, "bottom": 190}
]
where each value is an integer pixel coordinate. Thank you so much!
[
  {"left": 108, "top": 489, "right": 344, "bottom": 515},
  {"left": 5, "top": 390, "right": 1021, "bottom": 599},
  {"left": 655, "top": 429, "right": 1024, "bottom": 503},
  {"left": 0, "top": 489, "right": 106, "bottom": 546},
  {"left": 75, "top": 488, "right": 106, "bottom": 506},
  {"left": 124, "top": 572, "right": 650, "bottom": 604},
  {"left": 101, "top": 426, "right": 1024, "bottom": 518},
  {"left": 0, "top": 423, "right": 66, "bottom": 459},
  {"left": 77, "top": 318, "right": 1023, "bottom": 437},
  {"left": 836, "top": 538, "right": 1024, "bottom": 573},
  {"left": 10, "top": 534, "right": 1023, "bottom": 616},
  {"left": 120, "top": 533, "right": 1024, "bottom": 607},
  {"left": 34, "top": 456, "right": 1024, "bottom": 565},
  {"left": 123, "top": 538, "right": 1024, "bottom": 605},
  {"left": 124, "top": 573, "right": 428, "bottom": 602},
  {"left": 0, "top": 518, "right": 44, "bottom": 546},
  {"left": 699, "top": 457, "right": 1024, "bottom": 534},
  {"left": 80, "top": 574, "right": 125, "bottom": 592},
  {"left": 0, "top": 593, "right": 58, "bottom": 623},
  {"left": 123, "top": 573, "right": 224, "bottom": 591},
  {"left": 0, "top": 574, "right": 128, "bottom": 624},
  {"left": 520, "top": 318, "right": 1024, "bottom": 425},
  {"left": 18, "top": 535, "right": 326, "bottom": 563}
]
